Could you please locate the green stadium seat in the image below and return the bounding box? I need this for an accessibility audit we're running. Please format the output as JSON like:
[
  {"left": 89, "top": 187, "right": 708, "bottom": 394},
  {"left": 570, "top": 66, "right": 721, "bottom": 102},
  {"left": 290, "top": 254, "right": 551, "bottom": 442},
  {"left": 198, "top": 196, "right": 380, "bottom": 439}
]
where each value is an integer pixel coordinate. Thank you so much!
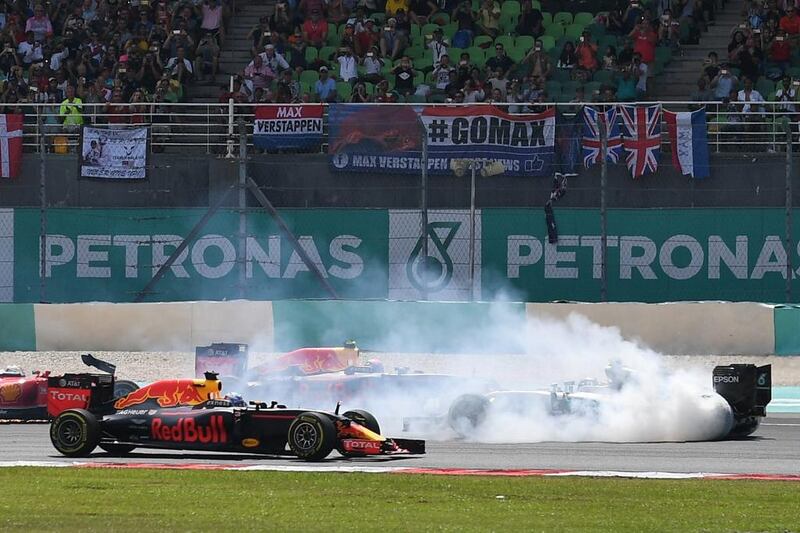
[
  {"left": 444, "top": 22, "right": 458, "bottom": 38},
  {"left": 336, "top": 81, "right": 352, "bottom": 100},
  {"left": 326, "top": 24, "right": 339, "bottom": 46},
  {"left": 553, "top": 68, "right": 572, "bottom": 82},
  {"left": 516, "top": 35, "right": 535, "bottom": 51},
  {"left": 506, "top": 46, "right": 526, "bottom": 62},
  {"left": 407, "top": 94, "right": 427, "bottom": 103},
  {"left": 787, "top": 66, "right": 800, "bottom": 79},
  {"left": 411, "top": 24, "right": 421, "bottom": 40},
  {"left": 562, "top": 80, "right": 582, "bottom": 93},
  {"left": 501, "top": 0, "right": 521, "bottom": 17},
  {"left": 405, "top": 45, "right": 425, "bottom": 59},
  {"left": 372, "top": 13, "right": 386, "bottom": 24},
  {"left": 305, "top": 47, "right": 318, "bottom": 63},
  {"left": 584, "top": 81, "right": 602, "bottom": 95},
  {"left": 474, "top": 35, "right": 493, "bottom": 48},
  {"left": 421, "top": 23, "right": 440, "bottom": 38},
  {"left": 545, "top": 24, "right": 565, "bottom": 39},
  {"left": 414, "top": 70, "right": 424, "bottom": 85},
  {"left": 531, "top": 0, "right": 541, "bottom": 9},
  {"left": 500, "top": 13, "right": 518, "bottom": 34},
  {"left": 300, "top": 81, "right": 311, "bottom": 94},
  {"left": 365, "top": 82, "right": 375, "bottom": 94},
  {"left": 553, "top": 12, "right": 573, "bottom": 26},
  {"left": 300, "top": 70, "right": 319, "bottom": 85},
  {"left": 496, "top": 35, "right": 515, "bottom": 50},
  {"left": 541, "top": 12, "right": 552, "bottom": 27},
  {"left": 431, "top": 12, "right": 450, "bottom": 25},
  {"left": 414, "top": 56, "right": 433, "bottom": 71},
  {"left": 593, "top": 69, "right": 615, "bottom": 85},
  {"left": 538, "top": 35, "right": 555, "bottom": 51},
  {"left": 756, "top": 78, "right": 775, "bottom": 97},
  {"left": 598, "top": 35, "right": 619, "bottom": 51},
  {"left": 545, "top": 80, "right": 562, "bottom": 94},
  {"left": 449, "top": 47, "right": 465, "bottom": 59},
  {"left": 565, "top": 23, "right": 585, "bottom": 41},
  {"left": 319, "top": 46, "right": 337, "bottom": 62},
  {"left": 467, "top": 46, "right": 486, "bottom": 63},
  {"left": 574, "top": 12, "right": 594, "bottom": 26}
]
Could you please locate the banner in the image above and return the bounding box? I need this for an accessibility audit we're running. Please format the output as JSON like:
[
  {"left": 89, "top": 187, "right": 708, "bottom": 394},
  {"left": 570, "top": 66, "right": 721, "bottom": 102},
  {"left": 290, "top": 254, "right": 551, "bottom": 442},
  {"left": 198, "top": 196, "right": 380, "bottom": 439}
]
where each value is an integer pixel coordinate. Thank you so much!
[
  {"left": 253, "top": 105, "right": 323, "bottom": 150},
  {"left": 664, "top": 108, "right": 710, "bottom": 179},
  {"left": 80, "top": 127, "right": 148, "bottom": 180},
  {"left": 329, "top": 104, "right": 423, "bottom": 173},
  {"left": 421, "top": 106, "right": 555, "bottom": 177},
  {"left": 329, "top": 105, "right": 555, "bottom": 177},
  {"left": 0, "top": 114, "right": 22, "bottom": 178}
]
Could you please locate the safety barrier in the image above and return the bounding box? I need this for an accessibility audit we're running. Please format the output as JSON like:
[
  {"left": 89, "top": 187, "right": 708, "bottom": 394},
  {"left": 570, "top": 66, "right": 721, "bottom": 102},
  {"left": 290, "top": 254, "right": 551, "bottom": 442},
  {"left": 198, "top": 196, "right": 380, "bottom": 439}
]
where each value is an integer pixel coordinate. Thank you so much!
[{"left": 0, "top": 300, "right": 795, "bottom": 355}]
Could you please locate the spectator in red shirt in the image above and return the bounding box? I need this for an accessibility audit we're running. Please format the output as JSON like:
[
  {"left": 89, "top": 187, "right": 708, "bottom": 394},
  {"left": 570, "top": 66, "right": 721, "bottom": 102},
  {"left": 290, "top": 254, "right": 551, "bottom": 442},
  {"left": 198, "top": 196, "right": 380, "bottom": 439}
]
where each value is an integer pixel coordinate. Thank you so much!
[
  {"left": 629, "top": 18, "right": 657, "bottom": 64},
  {"left": 302, "top": 10, "right": 329, "bottom": 49},
  {"left": 355, "top": 19, "right": 379, "bottom": 57},
  {"left": 770, "top": 31, "right": 792, "bottom": 74},
  {"left": 779, "top": 6, "right": 800, "bottom": 36}
]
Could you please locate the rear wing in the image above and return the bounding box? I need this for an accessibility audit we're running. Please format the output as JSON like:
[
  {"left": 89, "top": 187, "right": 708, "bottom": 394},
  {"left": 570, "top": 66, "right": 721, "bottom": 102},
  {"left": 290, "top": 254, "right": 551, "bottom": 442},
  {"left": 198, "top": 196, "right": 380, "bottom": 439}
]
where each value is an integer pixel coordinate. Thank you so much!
[
  {"left": 713, "top": 364, "right": 771, "bottom": 417},
  {"left": 195, "top": 343, "right": 249, "bottom": 378}
]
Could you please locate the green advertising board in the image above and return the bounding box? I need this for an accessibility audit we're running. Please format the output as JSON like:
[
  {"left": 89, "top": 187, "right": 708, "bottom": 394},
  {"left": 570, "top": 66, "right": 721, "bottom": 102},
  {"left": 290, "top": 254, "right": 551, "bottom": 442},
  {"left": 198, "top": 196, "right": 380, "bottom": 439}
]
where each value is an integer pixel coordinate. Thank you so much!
[
  {"left": 8, "top": 207, "right": 799, "bottom": 303},
  {"left": 13, "top": 208, "right": 389, "bottom": 302},
  {"left": 482, "top": 208, "right": 794, "bottom": 303}
]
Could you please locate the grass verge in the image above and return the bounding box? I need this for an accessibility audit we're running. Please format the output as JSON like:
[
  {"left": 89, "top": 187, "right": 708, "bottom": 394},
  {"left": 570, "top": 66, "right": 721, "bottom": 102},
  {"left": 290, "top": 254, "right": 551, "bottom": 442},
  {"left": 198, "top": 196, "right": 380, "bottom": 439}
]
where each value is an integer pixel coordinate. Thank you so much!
[{"left": 1, "top": 467, "right": 798, "bottom": 532}]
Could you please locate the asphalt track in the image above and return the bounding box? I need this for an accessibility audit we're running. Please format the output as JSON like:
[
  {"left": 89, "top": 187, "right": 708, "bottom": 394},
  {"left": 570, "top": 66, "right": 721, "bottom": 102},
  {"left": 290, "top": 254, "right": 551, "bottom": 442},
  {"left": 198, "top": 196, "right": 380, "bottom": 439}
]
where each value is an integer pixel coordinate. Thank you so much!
[{"left": 1, "top": 415, "right": 798, "bottom": 475}]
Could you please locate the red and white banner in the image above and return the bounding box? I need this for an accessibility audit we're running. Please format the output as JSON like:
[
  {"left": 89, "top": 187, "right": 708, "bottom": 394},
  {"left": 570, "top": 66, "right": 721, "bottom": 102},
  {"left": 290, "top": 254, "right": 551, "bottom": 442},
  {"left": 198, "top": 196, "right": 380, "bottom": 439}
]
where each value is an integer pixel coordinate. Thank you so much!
[{"left": 0, "top": 114, "right": 23, "bottom": 178}]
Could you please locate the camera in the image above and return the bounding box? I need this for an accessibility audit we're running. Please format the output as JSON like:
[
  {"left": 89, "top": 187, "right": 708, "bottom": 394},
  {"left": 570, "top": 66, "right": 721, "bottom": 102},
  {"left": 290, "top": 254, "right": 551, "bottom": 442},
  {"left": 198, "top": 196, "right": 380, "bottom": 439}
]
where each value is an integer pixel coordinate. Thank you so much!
[{"left": 264, "top": 31, "right": 271, "bottom": 37}]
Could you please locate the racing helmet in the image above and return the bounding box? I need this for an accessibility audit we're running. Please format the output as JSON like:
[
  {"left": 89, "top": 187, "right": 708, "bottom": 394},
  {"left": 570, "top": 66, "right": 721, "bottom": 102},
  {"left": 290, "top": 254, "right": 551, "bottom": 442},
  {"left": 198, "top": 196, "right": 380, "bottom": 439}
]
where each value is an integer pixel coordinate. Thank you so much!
[{"left": 224, "top": 392, "right": 247, "bottom": 407}]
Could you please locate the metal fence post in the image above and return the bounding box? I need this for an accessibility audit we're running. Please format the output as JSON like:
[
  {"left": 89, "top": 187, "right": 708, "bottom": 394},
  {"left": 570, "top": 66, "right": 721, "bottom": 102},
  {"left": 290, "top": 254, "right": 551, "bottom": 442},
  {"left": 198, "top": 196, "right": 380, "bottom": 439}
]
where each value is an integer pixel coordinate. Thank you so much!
[
  {"left": 786, "top": 127, "right": 793, "bottom": 303},
  {"left": 419, "top": 117, "right": 429, "bottom": 301},
  {"left": 37, "top": 112, "right": 47, "bottom": 303},
  {"left": 600, "top": 112, "right": 608, "bottom": 302},
  {"left": 238, "top": 118, "right": 247, "bottom": 300}
]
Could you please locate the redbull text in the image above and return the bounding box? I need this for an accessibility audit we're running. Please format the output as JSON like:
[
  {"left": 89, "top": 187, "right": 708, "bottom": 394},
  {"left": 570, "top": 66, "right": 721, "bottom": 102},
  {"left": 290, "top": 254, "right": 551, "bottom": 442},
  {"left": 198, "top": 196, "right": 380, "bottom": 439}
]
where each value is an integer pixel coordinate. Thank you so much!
[{"left": 151, "top": 415, "right": 228, "bottom": 444}]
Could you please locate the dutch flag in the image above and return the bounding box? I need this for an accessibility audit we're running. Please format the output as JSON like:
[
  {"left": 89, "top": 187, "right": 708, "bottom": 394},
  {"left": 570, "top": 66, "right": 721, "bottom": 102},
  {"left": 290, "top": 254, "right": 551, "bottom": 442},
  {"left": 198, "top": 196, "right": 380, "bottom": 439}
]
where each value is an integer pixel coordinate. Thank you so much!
[{"left": 664, "top": 109, "right": 711, "bottom": 179}]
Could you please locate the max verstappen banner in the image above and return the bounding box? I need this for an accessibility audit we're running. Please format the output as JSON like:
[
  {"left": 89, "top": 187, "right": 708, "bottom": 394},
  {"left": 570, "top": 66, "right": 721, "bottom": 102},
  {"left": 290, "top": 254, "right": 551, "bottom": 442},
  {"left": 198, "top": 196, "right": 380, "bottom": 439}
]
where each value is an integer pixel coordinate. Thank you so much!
[
  {"left": 328, "top": 105, "right": 555, "bottom": 177},
  {"left": 253, "top": 105, "right": 323, "bottom": 150},
  {"left": 421, "top": 106, "right": 555, "bottom": 176},
  {"left": 80, "top": 126, "right": 148, "bottom": 180}
]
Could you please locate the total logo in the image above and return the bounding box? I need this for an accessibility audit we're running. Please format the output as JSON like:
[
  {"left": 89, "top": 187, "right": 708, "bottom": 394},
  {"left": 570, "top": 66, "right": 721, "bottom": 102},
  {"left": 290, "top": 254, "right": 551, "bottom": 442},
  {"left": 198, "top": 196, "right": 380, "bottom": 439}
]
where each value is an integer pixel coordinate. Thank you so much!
[
  {"left": 49, "top": 390, "right": 89, "bottom": 402},
  {"left": 713, "top": 375, "right": 740, "bottom": 384},
  {"left": 151, "top": 415, "right": 228, "bottom": 444},
  {"left": 341, "top": 439, "right": 383, "bottom": 453}
]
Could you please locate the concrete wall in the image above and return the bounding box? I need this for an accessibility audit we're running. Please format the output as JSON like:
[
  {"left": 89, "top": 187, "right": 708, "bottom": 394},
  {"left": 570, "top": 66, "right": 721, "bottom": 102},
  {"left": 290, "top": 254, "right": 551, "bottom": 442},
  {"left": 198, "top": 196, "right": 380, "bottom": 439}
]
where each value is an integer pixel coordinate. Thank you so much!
[
  {"left": 0, "top": 152, "right": 795, "bottom": 209},
  {"left": 0, "top": 299, "right": 785, "bottom": 355},
  {"left": 527, "top": 302, "right": 776, "bottom": 355}
]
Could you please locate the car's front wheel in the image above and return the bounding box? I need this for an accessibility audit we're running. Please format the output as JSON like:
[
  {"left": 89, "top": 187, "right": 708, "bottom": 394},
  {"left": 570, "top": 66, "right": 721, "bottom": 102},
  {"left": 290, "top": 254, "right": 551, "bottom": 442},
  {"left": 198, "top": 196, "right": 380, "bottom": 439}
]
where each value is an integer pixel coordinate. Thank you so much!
[
  {"left": 287, "top": 412, "right": 336, "bottom": 461},
  {"left": 50, "top": 409, "right": 100, "bottom": 457}
]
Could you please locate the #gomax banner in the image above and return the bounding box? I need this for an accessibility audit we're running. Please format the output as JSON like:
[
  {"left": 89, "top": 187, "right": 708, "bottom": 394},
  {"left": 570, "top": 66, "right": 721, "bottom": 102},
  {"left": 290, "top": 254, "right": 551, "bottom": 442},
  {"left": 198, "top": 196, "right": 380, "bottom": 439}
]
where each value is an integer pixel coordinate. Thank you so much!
[
  {"left": 389, "top": 209, "right": 480, "bottom": 301},
  {"left": 420, "top": 105, "right": 555, "bottom": 177},
  {"left": 80, "top": 126, "right": 148, "bottom": 179},
  {"left": 253, "top": 105, "right": 323, "bottom": 150}
]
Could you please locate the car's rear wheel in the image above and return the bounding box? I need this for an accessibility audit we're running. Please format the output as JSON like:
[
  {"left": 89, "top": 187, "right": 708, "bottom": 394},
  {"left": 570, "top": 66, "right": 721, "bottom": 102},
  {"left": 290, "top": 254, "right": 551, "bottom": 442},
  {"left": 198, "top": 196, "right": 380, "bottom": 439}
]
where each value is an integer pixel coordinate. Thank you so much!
[
  {"left": 50, "top": 409, "right": 100, "bottom": 457},
  {"left": 113, "top": 380, "right": 139, "bottom": 399},
  {"left": 447, "top": 394, "right": 490, "bottom": 438},
  {"left": 287, "top": 412, "right": 336, "bottom": 461},
  {"left": 338, "top": 409, "right": 381, "bottom": 457},
  {"left": 99, "top": 443, "right": 136, "bottom": 455}
]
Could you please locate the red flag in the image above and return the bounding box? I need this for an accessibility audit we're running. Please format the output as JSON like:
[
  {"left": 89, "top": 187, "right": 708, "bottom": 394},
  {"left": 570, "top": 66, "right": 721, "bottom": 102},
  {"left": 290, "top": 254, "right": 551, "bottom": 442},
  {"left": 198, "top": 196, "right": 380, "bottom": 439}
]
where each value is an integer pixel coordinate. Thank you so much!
[{"left": 0, "top": 114, "right": 22, "bottom": 178}]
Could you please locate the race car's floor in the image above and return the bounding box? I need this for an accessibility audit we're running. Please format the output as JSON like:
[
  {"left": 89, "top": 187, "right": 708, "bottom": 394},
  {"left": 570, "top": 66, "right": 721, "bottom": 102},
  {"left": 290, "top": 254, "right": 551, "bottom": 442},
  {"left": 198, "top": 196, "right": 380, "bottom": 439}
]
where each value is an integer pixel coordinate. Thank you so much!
[{"left": 2, "top": 415, "right": 797, "bottom": 476}]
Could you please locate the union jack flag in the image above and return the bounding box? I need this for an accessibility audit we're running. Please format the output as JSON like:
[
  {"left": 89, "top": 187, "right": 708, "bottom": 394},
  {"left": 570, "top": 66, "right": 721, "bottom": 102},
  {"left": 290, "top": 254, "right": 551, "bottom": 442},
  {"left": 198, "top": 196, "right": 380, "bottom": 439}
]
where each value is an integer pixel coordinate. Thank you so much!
[
  {"left": 619, "top": 104, "right": 662, "bottom": 179},
  {"left": 582, "top": 106, "right": 622, "bottom": 168}
]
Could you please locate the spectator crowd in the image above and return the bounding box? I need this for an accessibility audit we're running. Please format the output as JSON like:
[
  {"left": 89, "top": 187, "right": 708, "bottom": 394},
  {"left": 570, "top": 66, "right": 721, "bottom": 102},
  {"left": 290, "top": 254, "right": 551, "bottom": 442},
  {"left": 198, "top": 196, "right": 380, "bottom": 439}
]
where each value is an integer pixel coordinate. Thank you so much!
[
  {"left": 230, "top": 0, "right": 708, "bottom": 106},
  {"left": 0, "top": 0, "right": 230, "bottom": 132}
]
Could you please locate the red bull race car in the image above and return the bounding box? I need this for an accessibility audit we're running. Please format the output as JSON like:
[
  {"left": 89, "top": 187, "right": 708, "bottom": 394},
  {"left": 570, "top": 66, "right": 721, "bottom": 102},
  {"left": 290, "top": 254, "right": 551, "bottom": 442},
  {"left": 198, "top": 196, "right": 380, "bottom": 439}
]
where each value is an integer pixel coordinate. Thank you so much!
[
  {"left": 0, "top": 355, "right": 139, "bottom": 421},
  {"left": 194, "top": 342, "right": 496, "bottom": 420},
  {"left": 49, "top": 371, "right": 426, "bottom": 461}
]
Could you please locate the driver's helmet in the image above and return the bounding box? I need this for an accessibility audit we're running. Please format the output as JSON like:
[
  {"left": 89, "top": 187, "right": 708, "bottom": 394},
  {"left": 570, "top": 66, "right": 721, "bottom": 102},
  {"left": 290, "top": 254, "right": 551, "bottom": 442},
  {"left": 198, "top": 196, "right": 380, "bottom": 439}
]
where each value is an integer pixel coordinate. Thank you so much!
[
  {"left": 0, "top": 366, "right": 24, "bottom": 378},
  {"left": 225, "top": 392, "right": 246, "bottom": 407}
]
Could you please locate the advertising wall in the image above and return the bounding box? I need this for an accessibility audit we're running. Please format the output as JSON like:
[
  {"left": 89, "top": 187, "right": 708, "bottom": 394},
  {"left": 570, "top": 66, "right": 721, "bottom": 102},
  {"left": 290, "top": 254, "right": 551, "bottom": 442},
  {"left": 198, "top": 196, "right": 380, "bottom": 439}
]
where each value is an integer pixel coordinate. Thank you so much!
[{"left": 5, "top": 207, "right": 800, "bottom": 304}]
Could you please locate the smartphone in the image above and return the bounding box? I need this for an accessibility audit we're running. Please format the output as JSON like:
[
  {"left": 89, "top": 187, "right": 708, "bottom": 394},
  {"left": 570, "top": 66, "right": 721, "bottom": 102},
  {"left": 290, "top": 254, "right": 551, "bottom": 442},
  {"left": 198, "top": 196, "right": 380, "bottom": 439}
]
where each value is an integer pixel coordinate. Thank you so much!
[
  {"left": 777, "top": 35, "right": 785, "bottom": 41},
  {"left": 753, "top": 28, "right": 761, "bottom": 33},
  {"left": 425, "top": 34, "right": 432, "bottom": 39},
  {"left": 721, "top": 69, "right": 728, "bottom": 75},
  {"left": 119, "top": 68, "right": 127, "bottom": 73},
  {"left": 794, "top": 80, "right": 800, "bottom": 86},
  {"left": 173, "top": 29, "right": 181, "bottom": 35},
  {"left": 367, "top": 52, "right": 374, "bottom": 57},
  {"left": 579, "top": 36, "right": 584, "bottom": 42},
  {"left": 384, "top": 26, "right": 391, "bottom": 31}
]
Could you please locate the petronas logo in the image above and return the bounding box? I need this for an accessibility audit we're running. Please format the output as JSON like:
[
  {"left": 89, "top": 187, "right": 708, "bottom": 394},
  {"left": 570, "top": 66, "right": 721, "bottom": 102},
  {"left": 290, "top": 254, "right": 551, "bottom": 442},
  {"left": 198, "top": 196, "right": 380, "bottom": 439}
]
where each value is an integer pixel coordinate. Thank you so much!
[{"left": 406, "top": 221, "right": 461, "bottom": 293}]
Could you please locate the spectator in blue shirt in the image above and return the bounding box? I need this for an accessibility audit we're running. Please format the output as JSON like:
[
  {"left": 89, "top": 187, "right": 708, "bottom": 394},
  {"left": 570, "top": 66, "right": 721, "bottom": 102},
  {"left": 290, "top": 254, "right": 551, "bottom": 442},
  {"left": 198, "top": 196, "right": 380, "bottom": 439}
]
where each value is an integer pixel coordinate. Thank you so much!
[{"left": 315, "top": 66, "right": 337, "bottom": 102}]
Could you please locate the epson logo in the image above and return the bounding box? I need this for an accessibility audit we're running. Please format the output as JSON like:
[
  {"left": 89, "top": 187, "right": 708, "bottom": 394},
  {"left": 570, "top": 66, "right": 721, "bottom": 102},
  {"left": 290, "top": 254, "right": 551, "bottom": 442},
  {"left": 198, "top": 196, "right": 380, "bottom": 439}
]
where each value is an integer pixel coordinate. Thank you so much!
[{"left": 714, "top": 375, "right": 739, "bottom": 384}]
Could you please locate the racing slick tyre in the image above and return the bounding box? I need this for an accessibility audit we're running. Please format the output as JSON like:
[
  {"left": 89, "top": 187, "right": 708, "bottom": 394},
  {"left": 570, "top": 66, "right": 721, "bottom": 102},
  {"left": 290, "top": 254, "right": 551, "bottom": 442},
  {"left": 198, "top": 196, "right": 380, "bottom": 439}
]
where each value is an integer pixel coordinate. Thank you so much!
[
  {"left": 338, "top": 410, "right": 381, "bottom": 457},
  {"left": 113, "top": 380, "right": 140, "bottom": 399},
  {"left": 287, "top": 412, "right": 336, "bottom": 461},
  {"left": 50, "top": 409, "right": 100, "bottom": 457},
  {"left": 447, "top": 394, "right": 490, "bottom": 438},
  {"left": 99, "top": 443, "right": 137, "bottom": 455}
]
